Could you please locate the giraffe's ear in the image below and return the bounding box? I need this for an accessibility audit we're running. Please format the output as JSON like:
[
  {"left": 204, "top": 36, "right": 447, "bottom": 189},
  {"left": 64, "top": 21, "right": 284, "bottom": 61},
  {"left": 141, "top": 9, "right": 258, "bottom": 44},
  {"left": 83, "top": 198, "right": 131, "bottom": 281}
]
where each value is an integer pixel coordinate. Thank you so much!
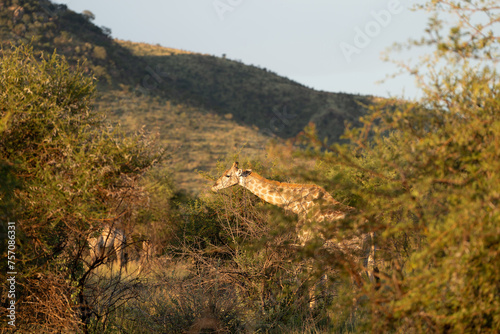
[
  {"left": 241, "top": 169, "right": 252, "bottom": 176},
  {"left": 236, "top": 169, "right": 251, "bottom": 177}
]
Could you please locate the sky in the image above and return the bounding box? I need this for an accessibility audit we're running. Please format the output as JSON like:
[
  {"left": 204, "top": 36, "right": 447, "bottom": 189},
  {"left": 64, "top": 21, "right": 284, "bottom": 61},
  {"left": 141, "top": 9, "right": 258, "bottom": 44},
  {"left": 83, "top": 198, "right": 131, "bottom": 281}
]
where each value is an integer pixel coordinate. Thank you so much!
[{"left": 51, "top": 0, "right": 429, "bottom": 99}]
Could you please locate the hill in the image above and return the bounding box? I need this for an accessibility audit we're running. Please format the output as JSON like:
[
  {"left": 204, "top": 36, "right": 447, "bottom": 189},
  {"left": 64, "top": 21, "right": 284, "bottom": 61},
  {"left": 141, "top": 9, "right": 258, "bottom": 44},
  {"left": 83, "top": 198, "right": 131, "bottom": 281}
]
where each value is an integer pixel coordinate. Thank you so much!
[
  {"left": 118, "top": 40, "right": 371, "bottom": 141},
  {"left": 0, "top": 0, "right": 374, "bottom": 192}
]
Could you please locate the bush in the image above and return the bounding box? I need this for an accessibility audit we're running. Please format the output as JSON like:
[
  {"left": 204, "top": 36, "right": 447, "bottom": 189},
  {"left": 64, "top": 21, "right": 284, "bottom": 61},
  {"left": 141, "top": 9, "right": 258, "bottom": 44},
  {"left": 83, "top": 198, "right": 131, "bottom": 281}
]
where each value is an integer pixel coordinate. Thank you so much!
[
  {"left": 0, "top": 44, "right": 162, "bottom": 332},
  {"left": 295, "top": 1, "right": 500, "bottom": 332}
]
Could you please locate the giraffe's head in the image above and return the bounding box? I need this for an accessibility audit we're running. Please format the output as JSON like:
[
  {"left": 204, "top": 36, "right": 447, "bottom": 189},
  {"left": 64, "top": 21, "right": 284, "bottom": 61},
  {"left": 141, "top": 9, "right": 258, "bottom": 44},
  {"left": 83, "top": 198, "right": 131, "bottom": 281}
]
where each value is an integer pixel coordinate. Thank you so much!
[{"left": 211, "top": 162, "right": 251, "bottom": 192}]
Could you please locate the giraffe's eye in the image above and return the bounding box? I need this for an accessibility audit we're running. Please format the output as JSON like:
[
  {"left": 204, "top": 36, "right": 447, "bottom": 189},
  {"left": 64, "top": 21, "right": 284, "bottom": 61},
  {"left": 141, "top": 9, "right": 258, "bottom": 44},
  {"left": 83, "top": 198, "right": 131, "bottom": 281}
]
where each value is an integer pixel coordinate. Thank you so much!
[{"left": 225, "top": 174, "right": 231, "bottom": 178}]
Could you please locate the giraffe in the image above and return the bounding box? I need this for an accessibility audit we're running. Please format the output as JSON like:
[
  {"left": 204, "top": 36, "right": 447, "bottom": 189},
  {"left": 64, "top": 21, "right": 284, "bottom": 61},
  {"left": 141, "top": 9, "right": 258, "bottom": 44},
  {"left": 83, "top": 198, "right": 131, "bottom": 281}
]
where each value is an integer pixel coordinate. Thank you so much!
[
  {"left": 211, "top": 162, "right": 377, "bottom": 286},
  {"left": 88, "top": 225, "right": 128, "bottom": 272}
]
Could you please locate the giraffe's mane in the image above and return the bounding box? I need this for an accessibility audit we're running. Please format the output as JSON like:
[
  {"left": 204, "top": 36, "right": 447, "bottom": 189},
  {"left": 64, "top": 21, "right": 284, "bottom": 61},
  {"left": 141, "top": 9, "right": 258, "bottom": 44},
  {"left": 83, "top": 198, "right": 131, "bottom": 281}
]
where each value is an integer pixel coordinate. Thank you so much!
[{"left": 248, "top": 171, "right": 324, "bottom": 190}]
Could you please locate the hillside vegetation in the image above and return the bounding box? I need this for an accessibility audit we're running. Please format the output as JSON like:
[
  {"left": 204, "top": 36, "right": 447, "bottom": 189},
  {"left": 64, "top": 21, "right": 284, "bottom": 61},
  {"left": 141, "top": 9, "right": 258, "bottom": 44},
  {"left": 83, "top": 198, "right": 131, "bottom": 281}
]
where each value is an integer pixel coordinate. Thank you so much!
[
  {"left": 118, "top": 39, "right": 370, "bottom": 141},
  {"left": 94, "top": 90, "right": 270, "bottom": 191},
  {"left": 0, "top": 0, "right": 372, "bottom": 191}
]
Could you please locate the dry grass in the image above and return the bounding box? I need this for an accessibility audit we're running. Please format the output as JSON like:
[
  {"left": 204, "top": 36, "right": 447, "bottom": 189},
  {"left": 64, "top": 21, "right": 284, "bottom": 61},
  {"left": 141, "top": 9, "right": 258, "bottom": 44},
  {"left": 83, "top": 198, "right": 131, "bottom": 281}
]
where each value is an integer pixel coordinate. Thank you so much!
[
  {"left": 13, "top": 273, "right": 83, "bottom": 333},
  {"left": 116, "top": 39, "right": 198, "bottom": 57},
  {"left": 96, "top": 91, "right": 270, "bottom": 193},
  {"left": 103, "top": 256, "right": 246, "bottom": 333}
]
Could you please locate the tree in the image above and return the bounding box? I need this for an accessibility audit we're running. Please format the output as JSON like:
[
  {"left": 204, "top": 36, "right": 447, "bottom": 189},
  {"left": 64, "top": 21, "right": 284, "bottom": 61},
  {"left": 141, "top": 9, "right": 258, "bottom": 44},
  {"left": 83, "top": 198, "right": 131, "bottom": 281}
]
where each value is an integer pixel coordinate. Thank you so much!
[
  {"left": 295, "top": 1, "right": 500, "bottom": 332},
  {"left": 0, "top": 44, "right": 162, "bottom": 332},
  {"left": 82, "top": 10, "right": 96, "bottom": 21}
]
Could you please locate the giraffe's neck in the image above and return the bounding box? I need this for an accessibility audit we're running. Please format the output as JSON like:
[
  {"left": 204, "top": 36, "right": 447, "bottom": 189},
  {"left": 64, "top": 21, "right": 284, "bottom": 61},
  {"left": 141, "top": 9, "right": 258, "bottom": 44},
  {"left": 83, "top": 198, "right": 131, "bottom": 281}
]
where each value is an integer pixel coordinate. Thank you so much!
[
  {"left": 240, "top": 172, "right": 339, "bottom": 217},
  {"left": 240, "top": 173, "right": 289, "bottom": 208}
]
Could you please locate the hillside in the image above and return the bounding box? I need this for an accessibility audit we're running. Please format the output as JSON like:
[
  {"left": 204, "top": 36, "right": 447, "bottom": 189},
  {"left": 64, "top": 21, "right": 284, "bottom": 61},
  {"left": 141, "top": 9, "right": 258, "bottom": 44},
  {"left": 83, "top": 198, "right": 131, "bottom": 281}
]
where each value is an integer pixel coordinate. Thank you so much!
[
  {"left": 93, "top": 90, "right": 271, "bottom": 192},
  {"left": 0, "top": 0, "right": 374, "bottom": 192},
  {"left": 0, "top": 0, "right": 148, "bottom": 86},
  {"left": 118, "top": 40, "right": 371, "bottom": 141}
]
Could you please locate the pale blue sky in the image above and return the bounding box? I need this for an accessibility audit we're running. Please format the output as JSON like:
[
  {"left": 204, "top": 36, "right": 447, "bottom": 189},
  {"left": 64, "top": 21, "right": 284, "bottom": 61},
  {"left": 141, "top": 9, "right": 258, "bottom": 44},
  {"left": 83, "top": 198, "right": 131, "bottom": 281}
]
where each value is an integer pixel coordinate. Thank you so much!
[{"left": 52, "top": 0, "right": 428, "bottom": 98}]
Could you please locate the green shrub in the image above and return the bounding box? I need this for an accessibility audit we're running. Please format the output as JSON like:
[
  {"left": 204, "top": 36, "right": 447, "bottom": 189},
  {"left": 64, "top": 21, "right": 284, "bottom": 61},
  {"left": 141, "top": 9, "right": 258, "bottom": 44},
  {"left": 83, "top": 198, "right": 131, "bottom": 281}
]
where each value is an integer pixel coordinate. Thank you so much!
[
  {"left": 0, "top": 43, "right": 162, "bottom": 332},
  {"left": 296, "top": 2, "right": 500, "bottom": 332}
]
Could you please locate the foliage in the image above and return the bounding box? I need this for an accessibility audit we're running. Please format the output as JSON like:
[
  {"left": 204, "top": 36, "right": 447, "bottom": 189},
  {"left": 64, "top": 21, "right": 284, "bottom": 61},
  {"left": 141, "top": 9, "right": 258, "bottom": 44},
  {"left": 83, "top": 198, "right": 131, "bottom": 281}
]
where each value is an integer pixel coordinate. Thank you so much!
[
  {"left": 0, "top": 0, "right": 136, "bottom": 86},
  {"left": 0, "top": 43, "right": 163, "bottom": 331},
  {"left": 294, "top": 1, "right": 500, "bottom": 332},
  {"left": 121, "top": 159, "right": 341, "bottom": 333},
  {"left": 110, "top": 258, "right": 245, "bottom": 334}
]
